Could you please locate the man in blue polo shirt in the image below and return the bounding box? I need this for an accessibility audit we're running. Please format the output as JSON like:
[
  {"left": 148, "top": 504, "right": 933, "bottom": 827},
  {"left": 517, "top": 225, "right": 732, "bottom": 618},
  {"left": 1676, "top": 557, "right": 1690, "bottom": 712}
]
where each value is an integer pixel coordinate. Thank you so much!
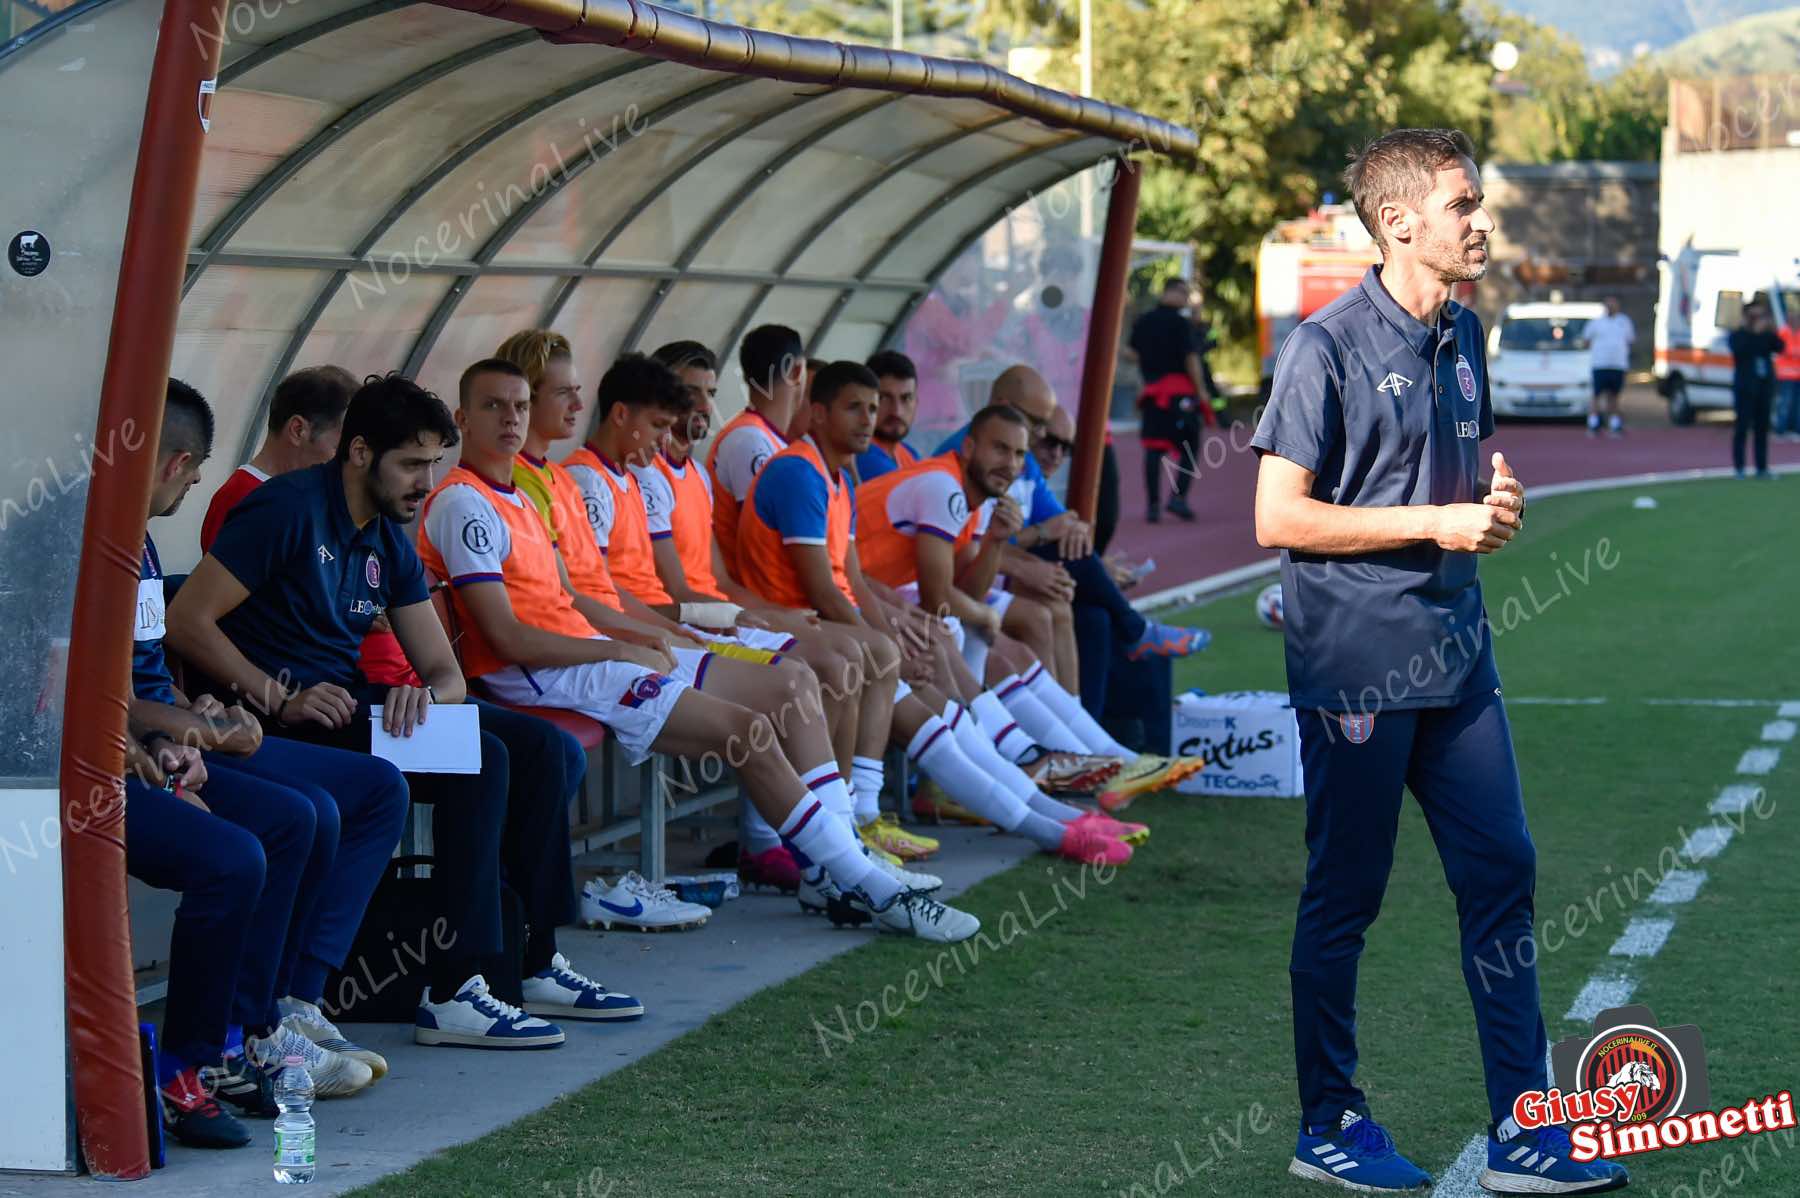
[
  {"left": 1253, "top": 128, "right": 1626, "bottom": 1194},
  {"left": 170, "top": 375, "right": 640, "bottom": 1051}
]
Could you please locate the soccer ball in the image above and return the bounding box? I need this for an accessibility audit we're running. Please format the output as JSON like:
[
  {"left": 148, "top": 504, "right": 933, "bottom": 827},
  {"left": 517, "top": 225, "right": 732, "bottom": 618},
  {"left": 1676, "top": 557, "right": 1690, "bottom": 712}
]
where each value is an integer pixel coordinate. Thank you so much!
[{"left": 1254, "top": 582, "right": 1283, "bottom": 630}]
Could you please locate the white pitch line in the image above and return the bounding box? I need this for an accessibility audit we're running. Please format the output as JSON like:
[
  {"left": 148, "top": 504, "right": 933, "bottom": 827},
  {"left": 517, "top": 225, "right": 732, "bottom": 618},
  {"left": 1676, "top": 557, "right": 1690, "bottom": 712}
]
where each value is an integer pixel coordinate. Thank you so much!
[
  {"left": 1510, "top": 697, "right": 1609, "bottom": 706},
  {"left": 1609, "top": 917, "right": 1675, "bottom": 959},
  {"left": 1644, "top": 698, "right": 1776, "bottom": 708},
  {"left": 1647, "top": 869, "right": 1708, "bottom": 905},
  {"left": 1763, "top": 720, "right": 1796, "bottom": 742},
  {"left": 1781, "top": 701, "right": 1800, "bottom": 718},
  {"left": 1566, "top": 975, "right": 1638, "bottom": 1023},
  {"left": 1681, "top": 825, "right": 1735, "bottom": 861},
  {"left": 1710, "top": 785, "right": 1761, "bottom": 815},
  {"left": 1738, "top": 747, "right": 1781, "bottom": 775},
  {"left": 1432, "top": 1135, "right": 1491, "bottom": 1198}
]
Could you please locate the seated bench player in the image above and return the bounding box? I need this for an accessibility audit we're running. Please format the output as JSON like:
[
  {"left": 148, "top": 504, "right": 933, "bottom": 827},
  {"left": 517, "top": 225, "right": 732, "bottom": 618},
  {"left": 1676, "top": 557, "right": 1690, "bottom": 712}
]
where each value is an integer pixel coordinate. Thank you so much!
[
  {"left": 510, "top": 340, "right": 936, "bottom": 897},
  {"left": 641, "top": 338, "right": 939, "bottom": 867},
  {"left": 169, "top": 374, "right": 625, "bottom": 1049},
  {"left": 738, "top": 361, "right": 1146, "bottom": 864},
  {"left": 848, "top": 349, "right": 922, "bottom": 485},
  {"left": 135, "top": 380, "right": 406, "bottom": 1106},
  {"left": 421, "top": 357, "right": 975, "bottom": 942}
]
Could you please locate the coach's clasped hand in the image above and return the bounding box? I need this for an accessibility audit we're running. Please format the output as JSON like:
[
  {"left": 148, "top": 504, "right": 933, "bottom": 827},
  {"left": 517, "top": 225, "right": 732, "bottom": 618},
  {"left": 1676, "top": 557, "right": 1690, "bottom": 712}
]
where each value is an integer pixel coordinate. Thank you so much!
[{"left": 1433, "top": 452, "right": 1525, "bottom": 554}]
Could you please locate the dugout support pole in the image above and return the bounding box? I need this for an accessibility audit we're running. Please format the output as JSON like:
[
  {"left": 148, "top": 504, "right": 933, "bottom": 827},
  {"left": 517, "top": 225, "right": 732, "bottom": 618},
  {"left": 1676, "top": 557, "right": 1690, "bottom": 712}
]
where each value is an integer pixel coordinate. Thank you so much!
[
  {"left": 1068, "top": 157, "right": 1139, "bottom": 525},
  {"left": 59, "top": 0, "right": 227, "bottom": 1177}
]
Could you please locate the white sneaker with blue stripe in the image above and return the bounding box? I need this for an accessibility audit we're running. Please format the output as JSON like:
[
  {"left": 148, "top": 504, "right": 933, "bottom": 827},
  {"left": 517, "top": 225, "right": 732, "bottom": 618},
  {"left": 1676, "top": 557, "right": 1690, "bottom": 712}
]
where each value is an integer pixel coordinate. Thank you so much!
[
  {"left": 522, "top": 953, "right": 644, "bottom": 1021},
  {"left": 416, "top": 975, "right": 566, "bottom": 1049},
  {"left": 1481, "top": 1122, "right": 1629, "bottom": 1193},
  {"left": 1289, "top": 1110, "right": 1432, "bottom": 1191}
]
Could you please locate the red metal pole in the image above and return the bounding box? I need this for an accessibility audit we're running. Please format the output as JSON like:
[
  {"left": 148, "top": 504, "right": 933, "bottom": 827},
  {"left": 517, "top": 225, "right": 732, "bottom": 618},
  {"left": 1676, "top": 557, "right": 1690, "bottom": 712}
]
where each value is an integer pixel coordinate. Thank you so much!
[
  {"left": 59, "top": 0, "right": 225, "bottom": 1178},
  {"left": 1068, "top": 157, "right": 1140, "bottom": 524}
]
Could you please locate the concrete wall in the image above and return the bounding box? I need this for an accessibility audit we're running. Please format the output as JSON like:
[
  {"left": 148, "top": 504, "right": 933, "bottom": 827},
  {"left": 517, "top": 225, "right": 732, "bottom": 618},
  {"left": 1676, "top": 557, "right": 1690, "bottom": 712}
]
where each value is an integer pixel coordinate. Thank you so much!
[{"left": 1476, "top": 161, "right": 1662, "bottom": 367}]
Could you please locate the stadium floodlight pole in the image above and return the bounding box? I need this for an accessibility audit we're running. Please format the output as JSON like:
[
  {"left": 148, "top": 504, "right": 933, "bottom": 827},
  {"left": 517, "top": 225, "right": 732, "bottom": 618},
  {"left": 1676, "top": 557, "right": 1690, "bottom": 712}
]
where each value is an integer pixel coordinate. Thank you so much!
[
  {"left": 892, "top": 0, "right": 902, "bottom": 48},
  {"left": 1078, "top": 0, "right": 1094, "bottom": 237},
  {"left": 58, "top": 0, "right": 228, "bottom": 1178},
  {"left": 1067, "top": 155, "right": 1140, "bottom": 525}
]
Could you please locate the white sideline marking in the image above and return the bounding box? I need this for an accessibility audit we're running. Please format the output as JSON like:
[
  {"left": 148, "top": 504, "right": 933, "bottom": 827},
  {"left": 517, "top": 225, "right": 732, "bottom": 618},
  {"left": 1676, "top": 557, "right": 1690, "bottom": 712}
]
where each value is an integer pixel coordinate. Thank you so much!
[
  {"left": 1737, "top": 747, "right": 1781, "bottom": 775},
  {"left": 1780, "top": 701, "right": 1800, "bottom": 718},
  {"left": 1432, "top": 1135, "right": 1491, "bottom": 1198},
  {"left": 1644, "top": 698, "right": 1774, "bottom": 708},
  {"left": 1710, "top": 785, "right": 1761, "bottom": 815},
  {"left": 1647, "top": 869, "right": 1707, "bottom": 905},
  {"left": 1681, "top": 825, "right": 1734, "bottom": 861},
  {"left": 1566, "top": 976, "right": 1637, "bottom": 1023},
  {"left": 1510, "top": 697, "right": 1608, "bottom": 706},
  {"left": 1762, "top": 720, "right": 1796, "bottom": 742},
  {"left": 1609, "top": 917, "right": 1674, "bottom": 959}
]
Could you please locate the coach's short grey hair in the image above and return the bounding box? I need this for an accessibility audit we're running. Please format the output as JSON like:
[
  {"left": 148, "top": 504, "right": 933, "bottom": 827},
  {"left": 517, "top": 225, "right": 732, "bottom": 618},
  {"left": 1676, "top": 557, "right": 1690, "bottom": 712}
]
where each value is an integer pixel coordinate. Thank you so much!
[{"left": 1344, "top": 128, "right": 1477, "bottom": 252}]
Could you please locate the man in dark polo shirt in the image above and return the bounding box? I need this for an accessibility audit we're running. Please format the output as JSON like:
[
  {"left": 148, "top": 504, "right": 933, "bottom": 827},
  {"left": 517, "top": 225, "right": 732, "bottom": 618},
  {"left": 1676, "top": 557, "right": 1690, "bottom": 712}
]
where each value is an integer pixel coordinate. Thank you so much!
[
  {"left": 170, "top": 375, "right": 641, "bottom": 1051},
  {"left": 1253, "top": 129, "right": 1627, "bottom": 1194}
]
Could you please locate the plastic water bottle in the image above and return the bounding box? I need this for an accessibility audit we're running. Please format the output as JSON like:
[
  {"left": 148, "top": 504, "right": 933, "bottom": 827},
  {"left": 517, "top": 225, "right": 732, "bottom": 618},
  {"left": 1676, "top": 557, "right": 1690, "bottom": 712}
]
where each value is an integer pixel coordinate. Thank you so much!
[{"left": 273, "top": 1054, "right": 316, "bottom": 1184}]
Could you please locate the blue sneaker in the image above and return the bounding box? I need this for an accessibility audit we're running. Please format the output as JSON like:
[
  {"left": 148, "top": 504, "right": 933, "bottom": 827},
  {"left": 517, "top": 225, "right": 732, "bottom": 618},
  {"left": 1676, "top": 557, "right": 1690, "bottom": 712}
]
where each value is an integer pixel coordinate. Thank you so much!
[
  {"left": 1289, "top": 1110, "right": 1432, "bottom": 1191},
  {"left": 1126, "top": 621, "right": 1211, "bottom": 661},
  {"left": 416, "top": 974, "right": 566, "bottom": 1049},
  {"left": 521, "top": 953, "right": 645, "bottom": 1021},
  {"left": 1482, "top": 1123, "right": 1629, "bottom": 1193}
]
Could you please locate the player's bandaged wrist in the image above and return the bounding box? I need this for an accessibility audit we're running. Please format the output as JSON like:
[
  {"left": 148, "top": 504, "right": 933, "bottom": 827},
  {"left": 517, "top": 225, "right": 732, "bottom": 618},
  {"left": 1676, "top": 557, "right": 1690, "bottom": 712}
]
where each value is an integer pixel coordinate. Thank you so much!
[{"left": 679, "top": 601, "right": 742, "bottom": 629}]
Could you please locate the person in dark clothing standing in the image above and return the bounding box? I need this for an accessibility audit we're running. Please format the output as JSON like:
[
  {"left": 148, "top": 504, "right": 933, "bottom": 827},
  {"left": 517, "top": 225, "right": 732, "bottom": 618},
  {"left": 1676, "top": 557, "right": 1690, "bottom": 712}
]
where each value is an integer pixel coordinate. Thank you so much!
[
  {"left": 1129, "top": 278, "right": 1213, "bottom": 522},
  {"left": 1729, "top": 299, "right": 1783, "bottom": 478}
]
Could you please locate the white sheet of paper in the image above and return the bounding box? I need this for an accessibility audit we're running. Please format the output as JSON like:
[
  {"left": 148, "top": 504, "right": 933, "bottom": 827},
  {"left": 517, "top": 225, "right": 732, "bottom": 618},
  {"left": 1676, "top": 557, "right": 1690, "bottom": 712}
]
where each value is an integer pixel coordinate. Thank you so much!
[{"left": 368, "top": 703, "right": 482, "bottom": 774}]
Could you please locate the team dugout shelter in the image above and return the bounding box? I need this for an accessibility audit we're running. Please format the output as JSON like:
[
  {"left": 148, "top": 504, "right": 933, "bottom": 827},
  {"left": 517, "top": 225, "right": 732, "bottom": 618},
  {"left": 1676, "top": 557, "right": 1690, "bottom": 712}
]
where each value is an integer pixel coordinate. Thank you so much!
[{"left": 0, "top": 0, "right": 1194, "bottom": 1176}]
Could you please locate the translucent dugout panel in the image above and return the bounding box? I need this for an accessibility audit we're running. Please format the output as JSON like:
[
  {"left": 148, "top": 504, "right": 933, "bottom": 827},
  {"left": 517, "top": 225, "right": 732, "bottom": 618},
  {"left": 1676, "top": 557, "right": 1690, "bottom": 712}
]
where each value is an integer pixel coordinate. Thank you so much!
[
  {"left": 370, "top": 61, "right": 723, "bottom": 263},
  {"left": 0, "top": 0, "right": 157, "bottom": 782},
  {"left": 290, "top": 269, "right": 460, "bottom": 387},
  {"left": 414, "top": 273, "right": 567, "bottom": 405},
  {"left": 228, "top": 40, "right": 619, "bottom": 257}
]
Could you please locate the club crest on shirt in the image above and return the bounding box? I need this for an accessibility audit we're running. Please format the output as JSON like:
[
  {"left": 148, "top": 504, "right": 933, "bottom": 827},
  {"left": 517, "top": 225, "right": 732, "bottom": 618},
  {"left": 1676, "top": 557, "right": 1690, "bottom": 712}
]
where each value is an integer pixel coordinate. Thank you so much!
[
  {"left": 1338, "top": 712, "right": 1375, "bottom": 744},
  {"left": 1455, "top": 355, "right": 1477, "bottom": 404},
  {"left": 949, "top": 491, "right": 969, "bottom": 523},
  {"left": 461, "top": 518, "right": 492, "bottom": 555},
  {"left": 365, "top": 554, "right": 381, "bottom": 589}
]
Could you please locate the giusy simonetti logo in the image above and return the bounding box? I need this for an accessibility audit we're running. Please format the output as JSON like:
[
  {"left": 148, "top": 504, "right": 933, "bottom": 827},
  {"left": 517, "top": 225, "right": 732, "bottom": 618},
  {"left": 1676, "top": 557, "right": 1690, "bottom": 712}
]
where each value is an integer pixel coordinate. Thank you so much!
[{"left": 1509, "top": 1004, "right": 1793, "bottom": 1163}]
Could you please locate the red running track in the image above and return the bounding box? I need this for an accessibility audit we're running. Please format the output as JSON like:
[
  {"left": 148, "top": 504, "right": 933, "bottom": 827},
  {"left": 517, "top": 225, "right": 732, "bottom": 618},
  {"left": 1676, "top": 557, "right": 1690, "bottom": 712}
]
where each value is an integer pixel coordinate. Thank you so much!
[{"left": 1104, "top": 400, "right": 1799, "bottom": 597}]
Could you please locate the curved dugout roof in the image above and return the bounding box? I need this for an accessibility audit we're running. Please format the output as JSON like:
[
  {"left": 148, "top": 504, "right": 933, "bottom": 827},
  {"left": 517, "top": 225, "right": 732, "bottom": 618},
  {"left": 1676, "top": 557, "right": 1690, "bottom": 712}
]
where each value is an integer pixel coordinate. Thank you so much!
[{"left": 172, "top": 0, "right": 1190, "bottom": 462}]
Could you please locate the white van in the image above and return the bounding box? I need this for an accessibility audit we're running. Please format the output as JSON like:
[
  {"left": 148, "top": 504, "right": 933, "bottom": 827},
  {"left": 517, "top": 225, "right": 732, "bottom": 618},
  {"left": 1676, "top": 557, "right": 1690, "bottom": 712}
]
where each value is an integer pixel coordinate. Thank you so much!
[
  {"left": 1485, "top": 301, "right": 1605, "bottom": 418},
  {"left": 1655, "top": 248, "right": 1800, "bottom": 424}
]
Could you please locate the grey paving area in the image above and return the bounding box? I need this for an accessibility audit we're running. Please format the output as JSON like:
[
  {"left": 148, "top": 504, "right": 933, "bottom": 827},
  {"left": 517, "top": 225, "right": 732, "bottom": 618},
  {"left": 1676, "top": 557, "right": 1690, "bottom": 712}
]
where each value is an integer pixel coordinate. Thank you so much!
[{"left": 3, "top": 827, "right": 1035, "bottom": 1195}]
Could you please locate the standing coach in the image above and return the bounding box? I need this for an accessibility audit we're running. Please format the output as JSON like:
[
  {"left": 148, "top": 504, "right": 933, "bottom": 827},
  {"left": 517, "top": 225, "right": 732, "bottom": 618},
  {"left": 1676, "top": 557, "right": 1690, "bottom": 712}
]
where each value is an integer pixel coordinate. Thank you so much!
[{"left": 1251, "top": 129, "right": 1628, "bottom": 1194}]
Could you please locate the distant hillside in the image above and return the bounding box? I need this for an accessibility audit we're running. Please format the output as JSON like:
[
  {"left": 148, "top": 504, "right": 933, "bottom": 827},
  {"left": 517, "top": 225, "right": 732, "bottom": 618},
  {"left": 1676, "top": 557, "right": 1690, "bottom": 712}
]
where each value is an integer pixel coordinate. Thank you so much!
[
  {"left": 1495, "top": 0, "right": 1797, "bottom": 72},
  {"left": 1657, "top": 4, "right": 1800, "bottom": 74}
]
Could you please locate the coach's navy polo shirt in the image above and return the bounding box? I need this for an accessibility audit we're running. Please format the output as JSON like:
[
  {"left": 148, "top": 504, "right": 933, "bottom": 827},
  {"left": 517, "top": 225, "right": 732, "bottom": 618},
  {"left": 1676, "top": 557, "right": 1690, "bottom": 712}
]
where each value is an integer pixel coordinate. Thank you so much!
[
  {"left": 209, "top": 461, "right": 428, "bottom": 691},
  {"left": 1251, "top": 265, "right": 1496, "bottom": 713}
]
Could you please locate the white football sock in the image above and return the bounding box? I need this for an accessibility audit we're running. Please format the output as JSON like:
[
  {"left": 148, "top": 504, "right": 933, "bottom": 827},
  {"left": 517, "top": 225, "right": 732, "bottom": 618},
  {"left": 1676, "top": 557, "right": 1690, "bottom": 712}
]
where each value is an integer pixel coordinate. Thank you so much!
[
  {"left": 1023, "top": 664, "right": 1133, "bottom": 757},
  {"left": 778, "top": 796, "right": 898, "bottom": 905},
  {"left": 906, "top": 718, "right": 1063, "bottom": 850},
  {"left": 943, "top": 703, "right": 1045, "bottom": 805},
  {"left": 851, "top": 756, "right": 885, "bottom": 825},
  {"left": 997, "top": 673, "right": 1087, "bottom": 753},
  {"left": 741, "top": 796, "right": 782, "bottom": 855},
  {"left": 1027, "top": 791, "right": 1086, "bottom": 822},
  {"left": 967, "top": 691, "right": 1037, "bottom": 762},
  {"left": 960, "top": 626, "right": 991, "bottom": 678},
  {"left": 799, "top": 761, "right": 858, "bottom": 835}
]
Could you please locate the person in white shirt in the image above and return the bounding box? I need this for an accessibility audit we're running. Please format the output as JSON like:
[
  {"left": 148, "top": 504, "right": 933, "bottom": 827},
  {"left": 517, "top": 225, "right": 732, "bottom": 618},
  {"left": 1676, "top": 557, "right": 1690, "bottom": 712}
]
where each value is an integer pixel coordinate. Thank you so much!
[{"left": 1585, "top": 295, "right": 1634, "bottom": 438}]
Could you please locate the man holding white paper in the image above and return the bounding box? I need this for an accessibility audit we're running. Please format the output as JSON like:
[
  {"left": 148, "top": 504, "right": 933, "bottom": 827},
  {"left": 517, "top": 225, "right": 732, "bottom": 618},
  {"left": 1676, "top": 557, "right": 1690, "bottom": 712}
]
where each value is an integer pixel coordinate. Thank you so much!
[{"left": 171, "top": 375, "right": 638, "bottom": 1050}]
